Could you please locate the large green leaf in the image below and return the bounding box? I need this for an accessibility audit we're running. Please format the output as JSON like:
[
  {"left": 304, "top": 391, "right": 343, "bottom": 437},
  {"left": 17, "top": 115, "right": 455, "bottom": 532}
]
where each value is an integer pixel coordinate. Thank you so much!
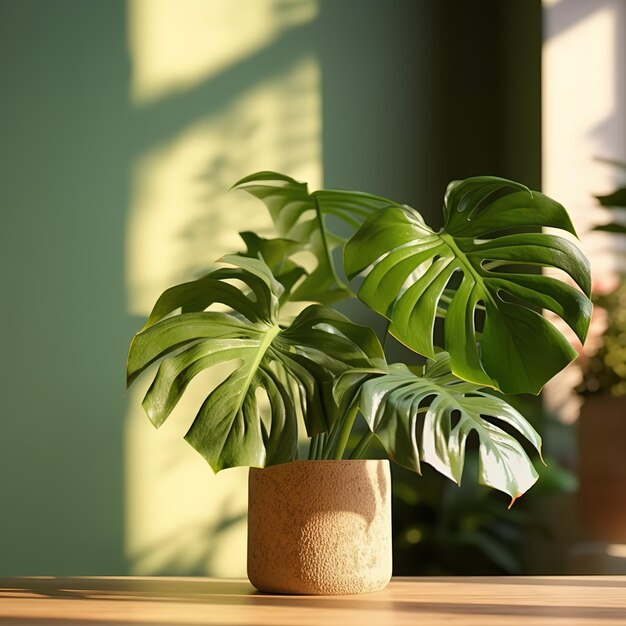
[
  {"left": 344, "top": 176, "right": 592, "bottom": 394},
  {"left": 336, "top": 353, "right": 542, "bottom": 505},
  {"left": 233, "top": 171, "right": 399, "bottom": 304},
  {"left": 127, "top": 255, "right": 384, "bottom": 472}
]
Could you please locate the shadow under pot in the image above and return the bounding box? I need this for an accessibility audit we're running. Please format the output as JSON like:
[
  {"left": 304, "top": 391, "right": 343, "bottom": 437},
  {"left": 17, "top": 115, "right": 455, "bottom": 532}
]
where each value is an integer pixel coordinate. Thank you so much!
[{"left": 247, "top": 459, "right": 392, "bottom": 595}]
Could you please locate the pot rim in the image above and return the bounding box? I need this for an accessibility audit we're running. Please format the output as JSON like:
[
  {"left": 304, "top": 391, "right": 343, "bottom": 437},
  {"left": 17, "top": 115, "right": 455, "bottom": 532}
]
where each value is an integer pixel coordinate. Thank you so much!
[{"left": 249, "top": 458, "right": 389, "bottom": 471}]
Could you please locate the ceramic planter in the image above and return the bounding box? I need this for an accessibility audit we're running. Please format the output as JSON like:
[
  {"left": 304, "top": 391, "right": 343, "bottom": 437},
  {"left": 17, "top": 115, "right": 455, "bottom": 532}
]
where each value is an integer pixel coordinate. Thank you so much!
[
  {"left": 247, "top": 459, "right": 392, "bottom": 595},
  {"left": 579, "top": 395, "right": 626, "bottom": 542}
]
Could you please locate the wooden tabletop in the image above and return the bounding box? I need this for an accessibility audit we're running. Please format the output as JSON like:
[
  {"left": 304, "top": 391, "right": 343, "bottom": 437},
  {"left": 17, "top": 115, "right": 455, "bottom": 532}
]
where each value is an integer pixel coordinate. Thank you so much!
[{"left": 0, "top": 576, "right": 625, "bottom": 625}]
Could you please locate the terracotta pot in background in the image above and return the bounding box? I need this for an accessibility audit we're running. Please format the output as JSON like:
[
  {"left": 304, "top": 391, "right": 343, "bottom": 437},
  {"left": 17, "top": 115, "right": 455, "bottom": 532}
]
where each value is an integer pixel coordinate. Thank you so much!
[
  {"left": 578, "top": 395, "right": 626, "bottom": 543},
  {"left": 247, "top": 459, "right": 392, "bottom": 595}
]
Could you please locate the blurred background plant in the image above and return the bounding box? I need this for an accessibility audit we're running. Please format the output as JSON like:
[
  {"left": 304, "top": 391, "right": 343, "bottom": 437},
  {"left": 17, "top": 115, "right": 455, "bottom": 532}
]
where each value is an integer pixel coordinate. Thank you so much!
[
  {"left": 578, "top": 172, "right": 626, "bottom": 398},
  {"left": 578, "top": 282, "right": 626, "bottom": 397},
  {"left": 575, "top": 170, "right": 626, "bottom": 554}
]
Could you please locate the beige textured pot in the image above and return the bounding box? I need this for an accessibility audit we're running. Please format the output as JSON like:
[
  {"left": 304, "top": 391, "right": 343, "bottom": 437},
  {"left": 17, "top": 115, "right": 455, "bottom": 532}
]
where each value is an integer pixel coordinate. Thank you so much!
[{"left": 247, "top": 459, "right": 392, "bottom": 595}]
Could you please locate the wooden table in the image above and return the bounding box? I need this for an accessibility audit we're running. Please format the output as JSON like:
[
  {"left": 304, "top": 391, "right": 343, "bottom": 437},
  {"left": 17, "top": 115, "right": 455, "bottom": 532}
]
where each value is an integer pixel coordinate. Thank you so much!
[{"left": 0, "top": 577, "right": 625, "bottom": 625}]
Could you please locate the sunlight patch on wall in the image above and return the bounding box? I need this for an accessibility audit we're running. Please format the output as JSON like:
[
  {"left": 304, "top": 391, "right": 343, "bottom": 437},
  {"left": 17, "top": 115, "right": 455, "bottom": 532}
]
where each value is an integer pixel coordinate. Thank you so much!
[
  {"left": 544, "top": 1, "right": 622, "bottom": 237},
  {"left": 543, "top": 0, "right": 626, "bottom": 423},
  {"left": 129, "top": 0, "right": 318, "bottom": 105},
  {"left": 127, "top": 56, "right": 321, "bottom": 314},
  {"left": 126, "top": 0, "right": 320, "bottom": 577}
]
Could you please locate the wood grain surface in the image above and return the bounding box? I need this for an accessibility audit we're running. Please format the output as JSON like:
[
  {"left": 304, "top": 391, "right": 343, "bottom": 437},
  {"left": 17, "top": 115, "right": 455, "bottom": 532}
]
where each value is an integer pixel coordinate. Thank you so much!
[{"left": 0, "top": 576, "right": 625, "bottom": 625}]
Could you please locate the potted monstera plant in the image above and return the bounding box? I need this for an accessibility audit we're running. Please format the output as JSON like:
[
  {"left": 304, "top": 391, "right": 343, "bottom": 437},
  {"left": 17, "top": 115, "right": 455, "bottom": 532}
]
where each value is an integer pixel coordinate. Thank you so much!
[{"left": 127, "top": 172, "right": 591, "bottom": 594}]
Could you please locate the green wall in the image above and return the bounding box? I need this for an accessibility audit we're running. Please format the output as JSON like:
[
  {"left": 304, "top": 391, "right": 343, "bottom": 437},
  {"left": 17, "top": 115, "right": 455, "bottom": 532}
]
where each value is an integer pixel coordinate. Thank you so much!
[
  {"left": 0, "top": 0, "right": 130, "bottom": 574},
  {"left": 0, "top": 0, "right": 541, "bottom": 575}
]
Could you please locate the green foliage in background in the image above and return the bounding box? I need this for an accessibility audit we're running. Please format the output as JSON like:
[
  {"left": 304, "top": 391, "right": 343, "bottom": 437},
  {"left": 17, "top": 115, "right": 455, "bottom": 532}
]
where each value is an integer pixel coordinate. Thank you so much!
[
  {"left": 127, "top": 172, "right": 591, "bottom": 505},
  {"left": 579, "top": 283, "right": 626, "bottom": 397},
  {"left": 579, "top": 179, "right": 626, "bottom": 397},
  {"left": 594, "top": 183, "right": 626, "bottom": 235}
]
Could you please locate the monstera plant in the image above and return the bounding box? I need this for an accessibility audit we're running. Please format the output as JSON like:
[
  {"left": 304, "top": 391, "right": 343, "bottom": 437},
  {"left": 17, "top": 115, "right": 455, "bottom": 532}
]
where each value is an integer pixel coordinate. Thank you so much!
[{"left": 127, "top": 172, "right": 591, "bottom": 594}]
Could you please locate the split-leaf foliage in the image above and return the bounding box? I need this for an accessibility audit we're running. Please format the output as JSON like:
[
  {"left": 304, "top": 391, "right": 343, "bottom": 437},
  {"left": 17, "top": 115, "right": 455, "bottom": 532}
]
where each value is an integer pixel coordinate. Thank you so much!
[{"left": 127, "top": 172, "right": 591, "bottom": 503}]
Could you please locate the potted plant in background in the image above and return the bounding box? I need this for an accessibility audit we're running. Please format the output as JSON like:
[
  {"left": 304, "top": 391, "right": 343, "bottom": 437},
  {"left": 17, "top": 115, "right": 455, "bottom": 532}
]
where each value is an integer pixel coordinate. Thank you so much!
[
  {"left": 127, "top": 171, "right": 592, "bottom": 594},
  {"left": 577, "top": 181, "right": 626, "bottom": 544}
]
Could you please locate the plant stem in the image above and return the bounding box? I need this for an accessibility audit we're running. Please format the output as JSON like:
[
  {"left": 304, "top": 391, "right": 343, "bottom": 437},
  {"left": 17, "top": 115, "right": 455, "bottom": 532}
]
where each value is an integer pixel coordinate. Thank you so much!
[
  {"left": 312, "top": 195, "right": 347, "bottom": 292},
  {"left": 382, "top": 319, "right": 391, "bottom": 353},
  {"left": 332, "top": 406, "right": 359, "bottom": 460},
  {"left": 349, "top": 432, "right": 375, "bottom": 459},
  {"left": 308, "top": 434, "right": 319, "bottom": 460},
  {"left": 308, "top": 433, "right": 330, "bottom": 460},
  {"left": 316, "top": 432, "right": 327, "bottom": 459},
  {"left": 320, "top": 419, "right": 339, "bottom": 459}
]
